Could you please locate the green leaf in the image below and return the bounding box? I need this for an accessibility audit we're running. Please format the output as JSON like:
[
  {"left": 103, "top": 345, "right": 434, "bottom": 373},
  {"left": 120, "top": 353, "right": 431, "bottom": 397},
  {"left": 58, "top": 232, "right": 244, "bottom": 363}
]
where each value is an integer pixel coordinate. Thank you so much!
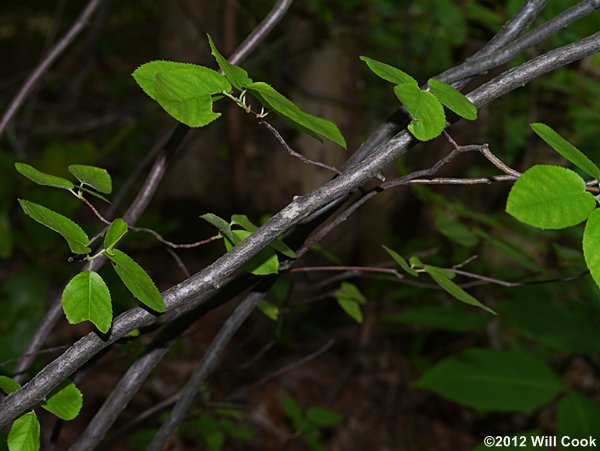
[
  {"left": 384, "top": 306, "right": 490, "bottom": 332},
  {"left": 207, "top": 34, "right": 253, "bottom": 90},
  {"left": 224, "top": 230, "right": 278, "bottom": 275},
  {"left": 583, "top": 209, "right": 600, "bottom": 291},
  {"left": 506, "top": 165, "right": 596, "bottom": 229},
  {"left": 79, "top": 186, "right": 111, "bottom": 203},
  {"left": 108, "top": 249, "right": 166, "bottom": 313},
  {"left": 230, "top": 214, "right": 257, "bottom": 232},
  {"left": 415, "top": 348, "right": 564, "bottom": 412},
  {"left": 434, "top": 213, "right": 478, "bottom": 247},
  {"left": 337, "top": 298, "right": 363, "bottom": 323},
  {"left": 531, "top": 123, "right": 600, "bottom": 180},
  {"left": 200, "top": 213, "right": 234, "bottom": 242},
  {"left": 18, "top": 199, "right": 90, "bottom": 254},
  {"left": 409, "top": 255, "right": 423, "bottom": 269},
  {"left": 41, "top": 381, "right": 83, "bottom": 421},
  {"left": 393, "top": 83, "right": 446, "bottom": 141},
  {"left": 383, "top": 245, "right": 419, "bottom": 276},
  {"left": 246, "top": 82, "right": 346, "bottom": 148},
  {"left": 557, "top": 391, "right": 600, "bottom": 438},
  {"left": 474, "top": 229, "right": 540, "bottom": 271},
  {"left": 306, "top": 407, "right": 342, "bottom": 427},
  {"left": 359, "top": 56, "right": 418, "bottom": 86},
  {"left": 154, "top": 74, "right": 220, "bottom": 128},
  {"left": 8, "top": 412, "right": 40, "bottom": 451},
  {"left": 231, "top": 215, "right": 296, "bottom": 258},
  {"left": 428, "top": 78, "right": 477, "bottom": 120},
  {"left": 68, "top": 164, "right": 112, "bottom": 194},
  {"left": 0, "top": 376, "right": 21, "bottom": 394},
  {"left": 104, "top": 218, "right": 128, "bottom": 253},
  {"left": 132, "top": 61, "right": 231, "bottom": 128},
  {"left": 334, "top": 282, "right": 366, "bottom": 323},
  {"left": 257, "top": 300, "right": 279, "bottom": 321},
  {"left": 132, "top": 60, "right": 230, "bottom": 100},
  {"left": 497, "top": 294, "right": 600, "bottom": 354},
  {"left": 282, "top": 395, "right": 304, "bottom": 429},
  {"left": 14, "top": 163, "right": 74, "bottom": 190},
  {"left": 62, "top": 271, "right": 112, "bottom": 333},
  {"left": 424, "top": 265, "right": 496, "bottom": 315}
]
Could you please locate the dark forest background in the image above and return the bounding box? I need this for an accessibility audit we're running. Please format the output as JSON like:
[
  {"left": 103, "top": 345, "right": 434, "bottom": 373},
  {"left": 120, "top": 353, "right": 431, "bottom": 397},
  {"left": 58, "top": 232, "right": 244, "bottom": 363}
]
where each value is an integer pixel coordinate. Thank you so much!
[{"left": 2, "top": 1, "right": 600, "bottom": 449}]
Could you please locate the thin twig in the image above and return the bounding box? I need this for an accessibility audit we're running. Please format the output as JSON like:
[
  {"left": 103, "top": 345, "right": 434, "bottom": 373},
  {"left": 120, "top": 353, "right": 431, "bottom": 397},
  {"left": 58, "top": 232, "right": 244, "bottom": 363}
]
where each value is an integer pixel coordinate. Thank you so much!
[
  {"left": 0, "top": 0, "right": 104, "bottom": 137},
  {"left": 166, "top": 248, "right": 191, "bottom": 279},
  {"left": 406, "top": 175, "right": 516, "bottom": 185},
  {"left": 80, "top": 196, "right": 111, "bottom": 225},
  {"left": 259, "top": 119, "right": 341, "bottom": 174},
  {"left": 480, "top": 144, "right": 522, "bottom": 177},
  {"left": 290, "top": 265, "right": 404, "bottom": 279},
  {"left": 229, "top": 339, "right": 335, "bottom": 400},
  {"left": 130, "top": 226, "right": 220, "bottom": 249}
]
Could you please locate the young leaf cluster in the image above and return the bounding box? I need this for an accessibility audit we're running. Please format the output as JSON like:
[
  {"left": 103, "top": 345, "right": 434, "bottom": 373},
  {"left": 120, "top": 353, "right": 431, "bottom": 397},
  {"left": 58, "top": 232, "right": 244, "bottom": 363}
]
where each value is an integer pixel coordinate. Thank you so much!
[
  {"left": 2, "top": 376, "right": 83, "bottom": 451},
  {"left": 15, "top": 163, "right": 166, "bottom": 334},
  {"left": 200, "top": 213, "right": 296, "bottom": 276},
  {"left": 361, "top": 56, "right": 477, "bottom": 141},
  {"left": 506, "top": 124, "right": 600, "bottom": 290},
  {"left": 383, "top": 245, "right": 496, "bottom": 314},
  {"left": 132, "top": 35, "right": 346, "bottom": 148}
]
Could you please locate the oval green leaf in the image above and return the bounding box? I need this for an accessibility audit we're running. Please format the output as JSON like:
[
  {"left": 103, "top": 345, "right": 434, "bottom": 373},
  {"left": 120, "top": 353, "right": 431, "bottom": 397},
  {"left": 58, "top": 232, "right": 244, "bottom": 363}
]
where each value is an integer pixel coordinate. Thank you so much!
[
  {"left": 108, "top": 249, "right": 166, "bottom": 313},
  {"left": 393, "top": 83, "right": 446, "bottom": 141},
  {"left": 424, "top": 265, "right": 496, "bottom": 315},
  {"left": 62, "top": 271, "right": 112, "bottom": 333},
  {"left": 15, "top": 163, "right": 74, "bottom": 190},
  {"left": 68, "top": 164, "right": 112, "bottom": 194},
  {"left": 557, "top": 391, "right": 600, "bottom": 438},
  {"left": 257, "top": 300, "right": 279, "bottom": 321},
  {"left": 334, "top": 282, "right": 366, "bottom": 323},
  {"left": 132, "top": 61, "right": 231, "bottom": 100},
  {"left": 415, "top": 348, "right": 564, "bottom": 412},
  {"left": 154, "top": 72, "right": 220, "bottom": 128},
  {"left": 0, "top": 376, "right": 21, "bottom": 394},
  {"left": 506, "top": 165, "right": 596, "bottom": 229},
  {"left": 41, "top": 381, "right": 83, "bottom": 421},
  {"left": 104, "top": 218, "right": 128, "bottom": 253},
  {"left": 18, "top": 199, "right": 90, "bottom": 254},
  {"left": 428, "top": 78, "right": 477, "bottom": 120},
  {"left": 583, "top": 209, "right": 600, "bottom": 291},
  {"left": 359, "top": 56, "right": 418, "bottom": 86},
  {"left": 224, "top": 230, "right": 278, "bottom": 275},
  {"left": 8, "top": 412, "right": 40, "bottom": 451},
  {"left": 207, "top": 34, "right": 253, "bottom": 90},
  {"left": 247, "top": 82, "right": 346, "bottom": 148},
  {"left": 306, "top": 407, "right": 342, "bottom": 427},
  {"left": 531, "top": 123, "right": 600, "bottom": 181}
]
